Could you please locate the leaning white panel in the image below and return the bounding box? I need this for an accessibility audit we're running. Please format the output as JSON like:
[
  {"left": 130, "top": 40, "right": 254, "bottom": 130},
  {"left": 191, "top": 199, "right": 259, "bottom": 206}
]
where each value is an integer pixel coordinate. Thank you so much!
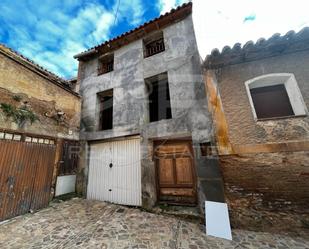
[
  {"left": 55, "top": 175, "right": 76, "bottom": 196},
  {"left": 205, "top": 201, "right": 232, "bottom": 240}
]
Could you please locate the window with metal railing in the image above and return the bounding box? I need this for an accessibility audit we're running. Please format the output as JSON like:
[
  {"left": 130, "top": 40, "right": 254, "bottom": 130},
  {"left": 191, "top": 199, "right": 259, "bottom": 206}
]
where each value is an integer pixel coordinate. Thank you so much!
[
  {"left": 144, "top": 31, "right": 165, "bottom": 58},
  {"left": 98, "top": 54, "right": 114, "bottom": 75}
]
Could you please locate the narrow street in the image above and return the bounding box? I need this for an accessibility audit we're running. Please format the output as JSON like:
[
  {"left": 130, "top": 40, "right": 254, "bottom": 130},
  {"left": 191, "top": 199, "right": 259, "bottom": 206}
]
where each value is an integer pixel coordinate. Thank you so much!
[{"left": 0, "top": 198, "right": 308, "bottom": 249}]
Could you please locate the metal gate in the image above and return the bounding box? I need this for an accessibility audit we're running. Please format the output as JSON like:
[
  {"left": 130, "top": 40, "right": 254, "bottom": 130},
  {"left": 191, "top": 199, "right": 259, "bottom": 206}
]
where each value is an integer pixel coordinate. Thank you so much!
[
  {"left": 87, "top": 137, "right": 141, "bottom": 206},
  {"left": 0, "top": 140, "right": 56, "bottom": 221}
]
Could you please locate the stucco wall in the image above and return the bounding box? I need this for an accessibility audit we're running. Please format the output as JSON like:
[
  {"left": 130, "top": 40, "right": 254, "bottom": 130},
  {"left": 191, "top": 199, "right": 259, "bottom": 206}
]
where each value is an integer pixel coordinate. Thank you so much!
[
  {"left": 0, "top": 53, "right": 80, "bottom": 139},
  {"left": 215, "top": 51, "right": 309, "bottom": 146},
  {"left": 77, "top": 15, "right": 215, "bottom": 209}
]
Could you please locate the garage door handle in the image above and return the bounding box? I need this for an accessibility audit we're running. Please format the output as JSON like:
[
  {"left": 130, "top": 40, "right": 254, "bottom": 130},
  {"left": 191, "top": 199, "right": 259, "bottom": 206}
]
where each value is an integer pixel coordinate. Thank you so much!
[
  {"left": 109, "top": 163, "right": 113, "bottom": 168},
  {"left": 109, "top": 189, "right": 112, "bottom": 191}
]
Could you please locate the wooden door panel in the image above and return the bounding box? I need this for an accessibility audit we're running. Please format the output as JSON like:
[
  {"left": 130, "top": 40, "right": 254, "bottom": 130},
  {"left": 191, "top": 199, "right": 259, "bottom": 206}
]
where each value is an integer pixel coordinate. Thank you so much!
[
  {"left": 156, "top": 143, "right": 191, "bottom": 156},
  {"left": 160, "top": 188, "right": 194, "bottom": 197},
  {"left": 175, "top": 157, "right": 193, "bottom": 185},
  {"left": 158, "top": 158, "right": 174, "bottom": 185},
  {"left": 155, "top": 141, "right": 196, "bottom": 205}
]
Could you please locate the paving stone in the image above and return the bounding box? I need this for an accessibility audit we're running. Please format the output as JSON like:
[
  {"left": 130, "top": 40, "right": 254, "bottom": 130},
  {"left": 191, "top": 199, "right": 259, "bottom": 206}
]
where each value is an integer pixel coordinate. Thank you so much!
[{"left": 0, "top": 198, "right": 308, "bottom": 248}]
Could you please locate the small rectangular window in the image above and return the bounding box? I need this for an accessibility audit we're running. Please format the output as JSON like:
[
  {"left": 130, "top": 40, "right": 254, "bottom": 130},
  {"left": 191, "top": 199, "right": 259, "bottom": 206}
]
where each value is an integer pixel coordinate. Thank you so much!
[
  {"left": 98, "top": 54, "right": 114, "bottom": 75},
  {"left": 143, "top": 31, "right": 165, "bottom": 58},
  {"left": 250, "top": 84, "right": 294, "bottom": 119},
  {"left": 145, "top": 73, "right": 172, "bottom": 122},
  {"left": 98, "top": 89, "right": 113, "bottom": 130}
]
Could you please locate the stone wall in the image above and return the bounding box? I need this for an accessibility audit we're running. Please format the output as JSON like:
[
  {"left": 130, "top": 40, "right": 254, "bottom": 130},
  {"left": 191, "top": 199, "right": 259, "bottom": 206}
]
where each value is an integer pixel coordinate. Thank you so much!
[{"left": 0, "top": 53, "right": 80, "bottom": 139}]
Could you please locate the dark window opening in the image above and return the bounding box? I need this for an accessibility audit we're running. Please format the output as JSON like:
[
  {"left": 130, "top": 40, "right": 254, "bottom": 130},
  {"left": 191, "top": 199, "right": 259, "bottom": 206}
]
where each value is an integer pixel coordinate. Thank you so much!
[
  {"left": 146, "top": 73, "right": 172, "bottom": 122},
  {"left": 58, "top": 140, "right": 80, "bottom": 175},
  {"left": 98, "top": 90, "right": 113, "bottom": 130},
  {"left": 250, "top": 84, "right": 294, "bottom": 119},
  {"left": 200, "top": 142, "right": 212, "bottom": 157},
  {"left": 144, "top": 31, "right": 165, "bottom": 58},
  {"left": 98, "top": 54, "right": 114, "bottom": 75}
]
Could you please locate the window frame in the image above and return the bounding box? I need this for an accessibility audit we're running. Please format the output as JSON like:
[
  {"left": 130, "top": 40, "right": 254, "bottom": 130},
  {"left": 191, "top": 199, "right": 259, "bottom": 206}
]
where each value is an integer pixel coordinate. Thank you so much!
[
  {"left": 98, "top": 53, "right": 114, "bottom": 75},
  {"left": 97, "top": 89, "right": 114, "bottom": 131},
  {"left": 245, "top": 73, "right": 307, "bottom": 121},
  {"left": 143, "top": 31, "right": 165, "bottom": 58},
  {"left": 145, "top": 72, "right": 172, "bottom": 123}
]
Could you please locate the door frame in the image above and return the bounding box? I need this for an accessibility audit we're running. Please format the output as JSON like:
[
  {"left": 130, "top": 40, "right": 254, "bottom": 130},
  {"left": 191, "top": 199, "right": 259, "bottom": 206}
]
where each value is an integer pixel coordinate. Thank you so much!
[{"left": 154, "top": 138, "right": 197, "bottom": 205}]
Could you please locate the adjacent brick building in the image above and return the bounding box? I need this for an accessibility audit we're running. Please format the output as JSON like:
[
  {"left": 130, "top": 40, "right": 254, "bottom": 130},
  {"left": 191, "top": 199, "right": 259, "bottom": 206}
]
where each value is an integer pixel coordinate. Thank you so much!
[{"left": 204, "top": 28, "right": 309, "bottom": 234}]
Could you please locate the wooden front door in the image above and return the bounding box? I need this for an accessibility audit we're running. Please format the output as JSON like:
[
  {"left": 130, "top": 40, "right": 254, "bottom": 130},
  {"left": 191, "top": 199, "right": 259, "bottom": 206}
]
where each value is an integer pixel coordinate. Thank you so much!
[{"left": 155, "top": 140, "right": 196, "bottom": 205}]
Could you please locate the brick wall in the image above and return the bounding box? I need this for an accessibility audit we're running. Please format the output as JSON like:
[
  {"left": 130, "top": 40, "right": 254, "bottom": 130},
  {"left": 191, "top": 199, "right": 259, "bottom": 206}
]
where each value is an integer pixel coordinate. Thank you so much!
[
  {"left": 220, "top": 151, "right": 309, "bottom": 235},
  {"left": 204, "top": 50, "right": 309, "bottom": 235},
  {"left": 216, "top": 51, "right": 309, "bottom": 146}
]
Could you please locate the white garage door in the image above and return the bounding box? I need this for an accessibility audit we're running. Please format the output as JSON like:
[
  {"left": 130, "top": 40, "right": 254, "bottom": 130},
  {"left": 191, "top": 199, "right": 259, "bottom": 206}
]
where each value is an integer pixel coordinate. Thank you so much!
[{"left": 87, "top": 136, "right": 141, "bottom": 206}]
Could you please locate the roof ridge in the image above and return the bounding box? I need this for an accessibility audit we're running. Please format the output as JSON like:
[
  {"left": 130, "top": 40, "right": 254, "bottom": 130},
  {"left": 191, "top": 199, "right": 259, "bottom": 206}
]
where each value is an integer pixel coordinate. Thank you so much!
[
  {"left": 0, "top": 43, "right": 68, "bottom": 85},
  {"left": 205, "top": 27, "right": 309, "bottom": 68},
  {"left": 0, "top": 43, "right": 79, "bottom": 97}
]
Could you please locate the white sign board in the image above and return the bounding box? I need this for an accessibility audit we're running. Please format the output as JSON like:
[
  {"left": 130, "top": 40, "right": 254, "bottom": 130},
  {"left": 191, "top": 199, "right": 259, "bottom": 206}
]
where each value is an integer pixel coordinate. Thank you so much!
[
  {"left": 205, "top": 201, "right": 232, "bottom": 240},
  {"left": 55, "top": 175, "right": 76, "bottom": 196}
]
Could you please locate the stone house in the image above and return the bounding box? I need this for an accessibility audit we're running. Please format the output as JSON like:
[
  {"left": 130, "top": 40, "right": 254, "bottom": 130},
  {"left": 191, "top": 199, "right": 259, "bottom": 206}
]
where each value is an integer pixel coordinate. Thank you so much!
[
  {"left": 74, "top": 2, "right": 222, "bottom": 211},
  {"left": 0, "top": 44, "right": 81, "bottom": 221},
  {"left": 204, "top": 28, "right": 309, "bottom": 233}
]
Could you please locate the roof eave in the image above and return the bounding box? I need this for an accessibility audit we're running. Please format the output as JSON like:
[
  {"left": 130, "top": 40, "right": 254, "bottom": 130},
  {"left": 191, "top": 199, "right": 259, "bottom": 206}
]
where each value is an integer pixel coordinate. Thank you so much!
[{"left": 73, "top": 48, "right": 98, "bottom": 60}]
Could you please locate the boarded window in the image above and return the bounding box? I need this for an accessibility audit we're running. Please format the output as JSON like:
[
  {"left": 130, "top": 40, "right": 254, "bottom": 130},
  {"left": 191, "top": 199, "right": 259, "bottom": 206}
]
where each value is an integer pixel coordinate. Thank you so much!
[
  {"left": 98, "top": 54, "right": 114, "bottom": 75},
  {"left": 98, "top": 89, "right": 113, "bottom": 130},
  {"left": 143, "top": 31, "right": 165, "bottom": 58},
  {"left": 146, "top": 73, "right": 172, "bottom": 122},
  {"left": 250, "top": 84, "right": 294, "bottom": 119}
]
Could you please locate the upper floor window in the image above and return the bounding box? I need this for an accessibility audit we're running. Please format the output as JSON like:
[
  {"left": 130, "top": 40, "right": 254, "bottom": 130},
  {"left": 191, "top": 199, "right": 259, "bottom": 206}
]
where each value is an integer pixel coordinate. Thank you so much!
[
  {"left": 98, "top": 54, "right": 114, "bottom": 75},
  {"left": 145, "top": 72, "right": 172, "bottom": 122},
  {"left": 245, "top": 73, "right": 307, "bottom": 120},
  {"left": 98, "top": 89, "right": 113, "bottom": 130},
  {"left": 143, "top": 31, "right": 165, "bottom": 58}
]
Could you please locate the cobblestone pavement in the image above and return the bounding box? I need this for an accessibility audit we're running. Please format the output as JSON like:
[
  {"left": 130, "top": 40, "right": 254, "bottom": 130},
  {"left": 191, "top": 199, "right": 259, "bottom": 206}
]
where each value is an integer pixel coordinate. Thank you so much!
[{"left": 0, "top": 198, "right": 308, "bottom": 249}]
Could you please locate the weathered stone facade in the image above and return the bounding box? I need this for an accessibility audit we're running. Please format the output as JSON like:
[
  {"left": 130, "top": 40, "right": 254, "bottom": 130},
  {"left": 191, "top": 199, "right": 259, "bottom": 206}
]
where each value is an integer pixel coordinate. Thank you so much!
[
  {"left": 204, "top": 29, "right": 309, "bottom": 234},
  {"left": 75, "top": 3, "right": 218, "bottom": 211},
  {"left": 0, "top": 46, "right": 80, "bottom": 139}
]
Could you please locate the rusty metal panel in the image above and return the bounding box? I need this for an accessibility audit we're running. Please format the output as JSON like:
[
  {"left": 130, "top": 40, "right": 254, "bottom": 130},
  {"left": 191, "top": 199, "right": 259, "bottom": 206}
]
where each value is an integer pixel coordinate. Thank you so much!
[
  {"left": 30, "top": 144, "right": 56, "bottom": 211},
  {"left": 0, "top": 140, "right": 56, "bottom": 221}
]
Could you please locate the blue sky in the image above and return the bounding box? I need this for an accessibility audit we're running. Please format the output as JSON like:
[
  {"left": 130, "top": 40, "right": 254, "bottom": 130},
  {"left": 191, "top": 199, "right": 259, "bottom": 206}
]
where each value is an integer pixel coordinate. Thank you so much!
[
  {"left": 0, "top": 0, "right": 186, "bottom": 78},
  {"left": 1, "top": 0, "right": 309, "bottom": 79}
]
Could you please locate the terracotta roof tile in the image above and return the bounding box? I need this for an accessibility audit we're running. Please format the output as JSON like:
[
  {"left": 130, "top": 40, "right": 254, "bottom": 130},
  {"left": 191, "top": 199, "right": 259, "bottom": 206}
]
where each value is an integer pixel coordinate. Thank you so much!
[{"left": 204, "top": 27, "right": 309, "bottom": 69}]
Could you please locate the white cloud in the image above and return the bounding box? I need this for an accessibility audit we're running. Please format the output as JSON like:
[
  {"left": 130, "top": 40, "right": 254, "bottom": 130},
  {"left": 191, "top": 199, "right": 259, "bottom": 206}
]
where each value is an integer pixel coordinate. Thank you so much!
[
  {"left": 0, "top": 0, "right": 145, "bottom": 78},
  {"left": 192, "top": 0, "right": 309, "bottom": 59},
  {"left": 116, "top": 0, "right": 145, "bottom": 26},
  {"left": 158, "top": 0, "right": 189, "bottom": 14}
]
